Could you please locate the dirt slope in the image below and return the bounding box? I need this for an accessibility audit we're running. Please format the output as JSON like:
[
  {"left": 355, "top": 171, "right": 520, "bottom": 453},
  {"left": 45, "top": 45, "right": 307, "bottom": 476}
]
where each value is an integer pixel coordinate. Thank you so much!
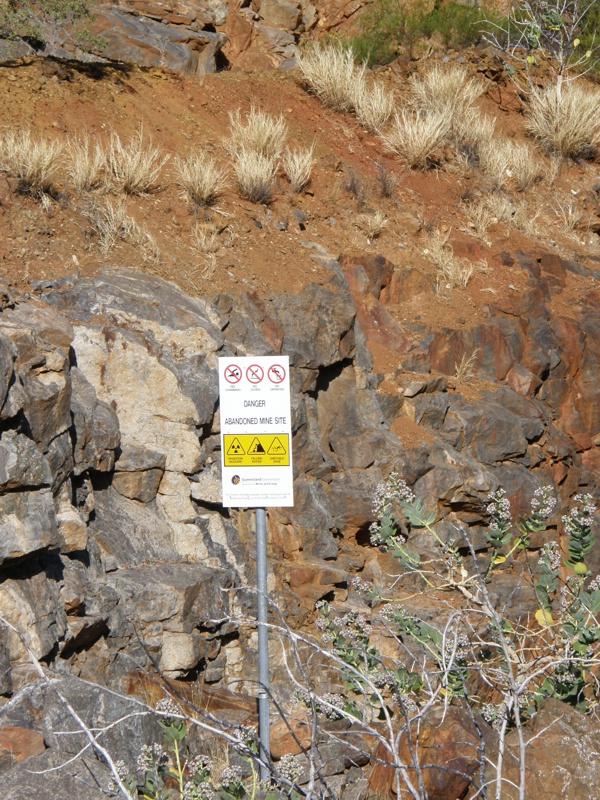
[{"left": 0, "top": 52, "right": 599, "bottom": 377}]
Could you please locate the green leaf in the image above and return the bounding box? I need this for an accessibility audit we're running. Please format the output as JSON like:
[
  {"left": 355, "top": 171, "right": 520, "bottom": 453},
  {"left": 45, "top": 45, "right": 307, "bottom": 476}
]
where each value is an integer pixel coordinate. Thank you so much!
[{"left": 401, "top": 498, "right": 436, "bottom": 528}]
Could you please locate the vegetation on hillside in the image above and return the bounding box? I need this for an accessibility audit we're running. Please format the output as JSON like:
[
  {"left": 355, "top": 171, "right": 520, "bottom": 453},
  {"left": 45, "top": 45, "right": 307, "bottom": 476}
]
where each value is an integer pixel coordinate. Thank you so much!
[{"left": 0, "top": 0, "right": 105, "bottom": 53}]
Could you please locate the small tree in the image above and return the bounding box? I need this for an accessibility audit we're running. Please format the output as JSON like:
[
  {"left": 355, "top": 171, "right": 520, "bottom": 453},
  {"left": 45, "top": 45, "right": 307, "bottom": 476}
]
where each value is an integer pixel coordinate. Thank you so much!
[
  {"left": 484, "top": 0, "right": 599, "bottom": 92},
  {"left": 0, "top": 0, "right": 105, "bottom": 55}
]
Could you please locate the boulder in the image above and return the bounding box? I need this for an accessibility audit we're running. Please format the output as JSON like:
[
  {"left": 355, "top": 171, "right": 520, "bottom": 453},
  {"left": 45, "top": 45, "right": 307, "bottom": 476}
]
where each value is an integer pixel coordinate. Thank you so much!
[
  {"left": 442, "top": 396, "right": 530, "bottom": 464},
  {"left": 17, "top": 349, "right": 72, "bottom": 452},
  {"left": 316, "top": 366, "right": 402, "bottom": 471},
  {"left": 72, "top": 325, "right": 203, "bottom": 473},
  {"left": 0, "top": 432, "right": 52, "bottom": 491},
  {"left": 369, "top": 706, "right": 482, "bottom": 800},
  {"left": 267, "top": 283, "right": 356, "bottom": 369},
  {"left": 88, "top": 486, "right": 182, "bottom": 570},
  {"left": 259, "top": 0, "right": 301, "bottom": 29},
  {"left": 0, "top": 557, "right": 67, "bottom": 661},
  {"left": 89, "top": 7, "right": 227, "bottom": 73},
  {"left": 113, "top": 443, "right": 166, "bottom": 503},
  {"left": 0, "top": 331, "right": 15, "bottom": 411},
  {"left": 106, "top": 562, "right": 234, "bottom": 635},
  {"left": 70, "top": 367, "right": 120, "bottom": 474},
  {"left": 0, "top": 489, "right": 60, "bottom": 567},
  {"left": 0, "top": 724, "right": 44, "bottom": 770}
]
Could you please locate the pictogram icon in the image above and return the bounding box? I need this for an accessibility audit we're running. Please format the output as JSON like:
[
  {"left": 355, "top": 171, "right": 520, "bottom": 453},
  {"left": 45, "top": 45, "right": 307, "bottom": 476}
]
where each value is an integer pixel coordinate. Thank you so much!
[{"left": 246, "top": 364, "right": 264, "bottom": 384}]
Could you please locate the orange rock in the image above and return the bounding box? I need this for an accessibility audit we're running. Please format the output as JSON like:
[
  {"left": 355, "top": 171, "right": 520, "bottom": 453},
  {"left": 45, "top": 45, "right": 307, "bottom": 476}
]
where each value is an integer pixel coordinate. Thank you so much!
[
  {"left": 0, "top": 725, "right": 45, "bottom": 766},
  {"left": 369, "top": 707, "right": 480, "bottom": 800}
]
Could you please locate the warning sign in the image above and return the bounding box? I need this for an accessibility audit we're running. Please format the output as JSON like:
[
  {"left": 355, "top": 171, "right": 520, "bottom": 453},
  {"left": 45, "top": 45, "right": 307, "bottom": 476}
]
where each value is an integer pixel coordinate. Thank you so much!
[
  {"left": 219, "top": 355, "right": 294, "bottom": 507},
  {"left": 227, "top": 437, "right": 246, "bottom": 455},
  {"left": 223, "top": 434, "right": 290, "bottom": 466}
]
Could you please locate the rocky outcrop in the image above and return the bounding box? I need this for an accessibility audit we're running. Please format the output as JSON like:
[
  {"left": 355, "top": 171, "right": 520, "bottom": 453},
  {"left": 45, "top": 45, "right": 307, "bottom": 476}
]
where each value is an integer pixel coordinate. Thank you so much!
[
  {"left": 0, "top": 243, "right": 600, "bottom": 796},
  {"left": 0, "top": 249, "right": 598, "bottom": 692}
]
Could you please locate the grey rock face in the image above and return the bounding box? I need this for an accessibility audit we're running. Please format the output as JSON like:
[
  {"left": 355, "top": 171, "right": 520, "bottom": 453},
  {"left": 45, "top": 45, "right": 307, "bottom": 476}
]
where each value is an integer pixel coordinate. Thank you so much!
[
  {"left": 0, "top": 432, "right": 52, "bottom": 491},
  {"left": 0, "top": 331, "right": 15, "bottom": 411},
  {"left": 113, "top": 443, "right": 166, "bottom": 503},
  {"left": 259, "top": 0, "right": 301, "bottom": 29},
  {"left": 71, "top": 367, "right": 120, "bottom": 475},
  {"left": 106, "top": 562, "right": 233, "bottom": 634},
  {"left": 0, "top": 556, "right": 67, "bottom": 660},
  {"left": 0, "top": 490, "right": 60, "bottom": 567},
  {"left": 268, "top": 283, "right": 356, "bottom": 368},
  {"left": 88, "top": 7, "right": 227, "bottom": 74}
]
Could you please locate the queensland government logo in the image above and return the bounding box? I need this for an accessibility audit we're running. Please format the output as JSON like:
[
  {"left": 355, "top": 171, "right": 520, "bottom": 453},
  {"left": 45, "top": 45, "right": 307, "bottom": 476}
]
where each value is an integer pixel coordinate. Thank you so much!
[{"left": 231, "top": 475, "right": 241, "bottom": 485}]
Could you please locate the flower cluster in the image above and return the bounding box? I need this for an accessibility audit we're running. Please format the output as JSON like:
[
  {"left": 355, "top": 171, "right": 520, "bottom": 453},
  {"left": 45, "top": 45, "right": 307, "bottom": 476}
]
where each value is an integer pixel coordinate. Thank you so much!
[
  {"left": 372, "top": 669, "right": 397, "bottom": 689},
  {"left": 369, "top": 473, "right": 415, "bottom": 546},
  {"left": 183, "top": 781, "right": 215, "bottom": 800},
  {"left": 393, "top": 693, "right": 418, "bottom": 715},
  {"left": 530, "top": 486, "right": 557, "bottom": 520},
  {"left": 219, "top": 765, "right": 243, "bottom": 788},
  {"left": 538, "top": 541, "right": 561, "bottom": 572},
  {"left": 481, "top": 702, "right": 506, "bottom": 731},
  {"left": 294, "top": 689, "right": 344, "bottom": 719},
  {"left": 379, "top": 603, "right": 412, "bottom": 625},
  {"left": 563, "top": 494, "right": 597, "bottom": 536},
  {"left": 486, "top": 488, "right": 512, "bottom": 528},
  {"left": 277, "top": 753, "right": 303, "bottom": 783},
  {"left": 443, "top": 633, "right": 470, "bottom": 662},
  {"left": 114, "top": 759, "right": 129, "bottom": 781},
  {"left": 372, "top": 472, "right": 415, "bottom": 517},
  {"left": 588, "top": 576, "right": 600, "bottom": 592},
  {"left": 155, "top": 696, "right": 182, "bottom": 723},
  {"left": 136, "top": 743, "right": 168, "bottom": 774},
  {"left": 188, "top": 755, "right": 213, "bottom": 775}
]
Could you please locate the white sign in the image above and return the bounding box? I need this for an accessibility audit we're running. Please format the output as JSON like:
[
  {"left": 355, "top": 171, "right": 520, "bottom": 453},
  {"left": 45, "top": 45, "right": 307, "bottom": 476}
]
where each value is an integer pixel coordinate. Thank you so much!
[{"left": 219, "top": 356, "right": 294, "bottom": 508}]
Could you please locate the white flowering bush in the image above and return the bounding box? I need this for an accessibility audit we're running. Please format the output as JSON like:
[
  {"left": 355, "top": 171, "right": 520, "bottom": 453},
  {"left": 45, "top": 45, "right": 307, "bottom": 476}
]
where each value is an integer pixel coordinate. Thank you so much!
[
  {"left": 285, "top": 474, "right": 600, "bottom": 799},
  {"left": 115, "top": 696, "right": 302, "bottom": 800},
  {"left": 97, "top": 475, "right": 599, "bottom": 800}
]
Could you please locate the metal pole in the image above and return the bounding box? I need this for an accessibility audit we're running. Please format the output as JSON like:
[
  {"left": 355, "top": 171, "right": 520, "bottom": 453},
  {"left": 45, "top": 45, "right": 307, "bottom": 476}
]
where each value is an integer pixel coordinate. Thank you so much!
[{"left": 255, "top": 507, "right": 270, "bottom": 784}]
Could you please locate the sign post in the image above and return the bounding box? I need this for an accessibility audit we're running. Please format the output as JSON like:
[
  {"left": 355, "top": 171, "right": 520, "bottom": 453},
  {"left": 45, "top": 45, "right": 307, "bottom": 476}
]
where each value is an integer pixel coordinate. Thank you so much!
[{"left": 219, "top": 356, "right": 294, "bottom": 783}]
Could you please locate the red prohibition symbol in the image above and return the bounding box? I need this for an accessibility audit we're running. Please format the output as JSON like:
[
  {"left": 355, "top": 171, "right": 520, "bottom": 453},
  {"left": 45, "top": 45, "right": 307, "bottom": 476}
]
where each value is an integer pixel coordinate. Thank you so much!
[
  {"left": 268, "top": 364, "right": 286, "bottom": 384},
  {"left": 224, "top": 364, "right": 242, "bottom": 384},
  {"left": 246, "top": 364, "right": 264, "bottom": 384}
]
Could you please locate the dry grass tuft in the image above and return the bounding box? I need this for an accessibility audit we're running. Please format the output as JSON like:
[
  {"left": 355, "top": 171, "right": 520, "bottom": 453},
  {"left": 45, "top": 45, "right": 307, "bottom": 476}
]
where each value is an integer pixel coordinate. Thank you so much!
[
  {"left": 454, "top": 349, "right": 480, "bottom": 382},
  {"left": 478, "top": 139, "right": 542, "bottom": 191},
  {"left": 0, "top": 130, "right": 62, "bottom": 201},
  {"left": 511, "top": 200, "right": 542, "bottom": 237},
  {"left": 174, "top": 152, "right": 227, "bottom": 207},
  {"left": 409, "top": 64, "right": 484, "bottom": 119},
  {"left": 426, "top": 229, "right": 475, "bottom": 288},
  {"left": 463, "top": 194, "right": 514, "bottom": 240},
  {"left": 358, "top": 210, "right": 388, "bottom": 240},
  {"left": 228, "top": 107, "right": 288, "bottom": 160},
  {"left": 343, "top": 166, "right": 367, "bottom": 204},
  {"left": 553, "top": 198, "right": 583, "bottom": 231},
  {"left": 193, "top": 225, "right": 221, "bottom": 255},
  {"left": 192, "top": 224, "right": 234, "bottom": 278},
  {"left": 231, "top": 149, "right": 278, "bottom": 203},
  {"left": 376, "top": 161, "right": 397, "bottom": 197},
  {"left": 108, "top": 130, "right": 169, "bottom": 195},
  {"left": 525, "top": 83, "right": 600, "bottom": 158},
  {"left": 297, "top": 42, "right": 367, "bottom": 113},
  {"left": 452, "top": 108, "right": 496, "bottom": 159},
  {"left": 354, "top": 81, "right": 394, "bottom": 132},
  {"left": 66, "top": 136, "right": 109, "bottom": 194},
  {"left": 85, "top": 198, "right": 159, "bottom": 262},
  {"left": 381, "top": 109, "right": 450, "bottom": 168},
  {"left": 282, "top": 145, "right": 314, "bottom": 192}
]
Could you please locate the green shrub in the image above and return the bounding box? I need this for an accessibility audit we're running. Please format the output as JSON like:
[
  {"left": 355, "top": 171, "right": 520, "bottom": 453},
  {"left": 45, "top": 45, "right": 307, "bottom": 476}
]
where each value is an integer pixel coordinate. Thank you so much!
[{"left": 347, "top": 0, "right": 499, "bottom": 66}]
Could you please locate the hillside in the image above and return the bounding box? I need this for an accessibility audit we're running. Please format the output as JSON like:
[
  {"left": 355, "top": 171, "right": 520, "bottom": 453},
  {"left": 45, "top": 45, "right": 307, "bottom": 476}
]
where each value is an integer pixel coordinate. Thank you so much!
[{"left": 0, "top": 35, "right": 600, "bottom": 800}]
